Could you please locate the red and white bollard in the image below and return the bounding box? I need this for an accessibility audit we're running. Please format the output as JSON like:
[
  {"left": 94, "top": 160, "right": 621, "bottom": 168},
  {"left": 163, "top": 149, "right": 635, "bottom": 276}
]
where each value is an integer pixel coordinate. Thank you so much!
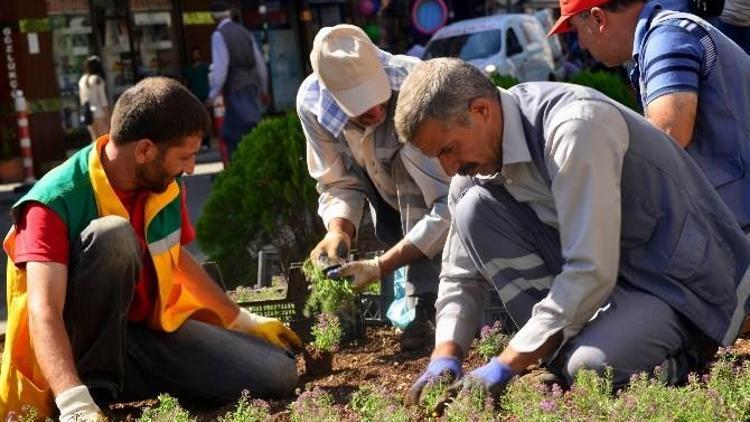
[
  {"left": 212, "top": 95, "right": 229, "bottom": 168},
  {"left": 13, "top": 90, "right": 35, "bottom": 184}
]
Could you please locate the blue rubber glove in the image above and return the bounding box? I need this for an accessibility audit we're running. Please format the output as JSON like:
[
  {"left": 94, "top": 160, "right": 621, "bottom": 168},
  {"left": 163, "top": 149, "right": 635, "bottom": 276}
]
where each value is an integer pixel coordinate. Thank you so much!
[
  {"left": 431, "top": 358, "right": 516, "bottom": 416},
  {"left": 462, "top": 358, "right": 516, "bottom": 396},
  {"left": 406, "top": 356, "right": 462, "bottom": 405}
]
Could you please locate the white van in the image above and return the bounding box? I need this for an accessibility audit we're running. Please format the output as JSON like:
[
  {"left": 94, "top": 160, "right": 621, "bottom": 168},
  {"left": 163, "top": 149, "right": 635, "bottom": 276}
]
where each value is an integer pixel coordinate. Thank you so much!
[
  {"left": 422, "top": 14, "right": 557, "bottom": 82},
  {"left": 534, "top": 9, "right": 567, "bottom": 81}
]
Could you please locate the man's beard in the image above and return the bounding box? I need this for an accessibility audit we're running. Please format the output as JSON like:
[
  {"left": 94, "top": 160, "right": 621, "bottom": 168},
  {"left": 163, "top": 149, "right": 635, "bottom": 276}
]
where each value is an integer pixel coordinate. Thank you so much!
[
  {"left": 457, "top": 163, "right": 479, "bottom": 176},
  {"left": 135, "top": 155, "right": 176, "bottom": 193}
]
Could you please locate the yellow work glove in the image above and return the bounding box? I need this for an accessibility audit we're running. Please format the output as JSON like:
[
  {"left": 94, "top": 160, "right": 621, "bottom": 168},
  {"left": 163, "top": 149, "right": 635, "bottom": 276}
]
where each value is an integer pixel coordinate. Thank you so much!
[
  {"left": 56, "top": 385, "right": 108, "bottom": 422},
  {"left": 230, "top": 308, "right": 302, "bottom": 351},
  {"left": 337, "top": 258, "right": 381, "bottom": 292},
  {"left": 310, "top": 230, "right": 351, "bottom": 270}
]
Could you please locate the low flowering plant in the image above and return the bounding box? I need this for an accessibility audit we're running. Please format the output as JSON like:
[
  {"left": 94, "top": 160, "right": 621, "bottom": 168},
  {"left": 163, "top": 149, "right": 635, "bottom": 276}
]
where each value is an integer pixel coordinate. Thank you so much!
[
  {"left": 476, "top": 320, "right": 510, "bottom": 361},
  {"left": 310, "top": 312, "right": 343, "bottom": 354}
]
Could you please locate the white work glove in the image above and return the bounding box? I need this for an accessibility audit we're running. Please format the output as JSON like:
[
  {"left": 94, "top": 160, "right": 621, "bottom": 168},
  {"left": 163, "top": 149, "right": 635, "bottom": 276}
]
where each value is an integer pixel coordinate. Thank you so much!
[
  {"left": 310, "top": 230, "right": 351, "bottom": 270},
  {"left": 55, "top": 385, "right": 107, "bottom": 422},
  {"left": 230, "top": 308, "right": 302, "bottom": 351},
  {"left": 336, "top": 258, "right": 381, "bottom": 292}
]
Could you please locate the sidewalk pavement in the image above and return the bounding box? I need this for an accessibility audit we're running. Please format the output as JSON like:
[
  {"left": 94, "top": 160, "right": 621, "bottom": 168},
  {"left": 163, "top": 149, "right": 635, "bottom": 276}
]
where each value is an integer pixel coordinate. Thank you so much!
[{"left": 0, "top": 148, "right": 225, "bottom": 340}]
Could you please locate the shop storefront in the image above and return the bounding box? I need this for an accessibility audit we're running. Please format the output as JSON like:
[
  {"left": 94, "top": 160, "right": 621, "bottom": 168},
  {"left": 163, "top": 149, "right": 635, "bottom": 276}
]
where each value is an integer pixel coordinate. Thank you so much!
[{"left": 48, "top": 0, "right": 183, "bottom": 137}]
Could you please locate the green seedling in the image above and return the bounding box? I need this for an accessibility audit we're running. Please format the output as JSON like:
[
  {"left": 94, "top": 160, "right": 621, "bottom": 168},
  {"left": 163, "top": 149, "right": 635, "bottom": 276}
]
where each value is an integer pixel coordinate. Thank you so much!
[
  {"left": 138, "top": 394, "right": 193, "bottom": 422},
  {"left": 219, "top": 390, "right": 271, "bottom": 422},
  {"left": 350, "top": 385, "right": 411, "bottom": 422},
  {"left": 310, "top": 312, "right": 343, "bottom": 354},
  {"left": 476, "top": 320, "right": 510, "bottom": 362}
]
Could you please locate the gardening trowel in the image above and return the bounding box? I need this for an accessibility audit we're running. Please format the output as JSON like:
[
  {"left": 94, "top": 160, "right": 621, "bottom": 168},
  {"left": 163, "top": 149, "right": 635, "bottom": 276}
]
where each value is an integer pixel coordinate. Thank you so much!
[{"left": 317, "top": 254, "right": 345, "bottom": 279}]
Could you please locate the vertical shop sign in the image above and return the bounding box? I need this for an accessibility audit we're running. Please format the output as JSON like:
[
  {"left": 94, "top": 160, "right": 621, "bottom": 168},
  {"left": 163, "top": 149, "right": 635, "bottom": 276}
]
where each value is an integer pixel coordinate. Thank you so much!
[{"left": 3, "top": 26, "right": 19, "bottom": 93}]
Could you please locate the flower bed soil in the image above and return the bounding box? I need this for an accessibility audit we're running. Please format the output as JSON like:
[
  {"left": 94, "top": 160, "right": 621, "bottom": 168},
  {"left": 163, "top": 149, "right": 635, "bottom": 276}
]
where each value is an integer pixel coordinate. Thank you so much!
[{"left": 101, "top": 327, "right": 750, "bottom": 421}]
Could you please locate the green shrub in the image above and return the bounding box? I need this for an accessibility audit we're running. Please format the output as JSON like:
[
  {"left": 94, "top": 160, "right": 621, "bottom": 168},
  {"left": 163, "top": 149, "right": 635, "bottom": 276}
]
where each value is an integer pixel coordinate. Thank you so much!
[
  {"left": 197, "top": 113, "right": 324, "bottom": 288},
  {"left": 500, "top": 357, "right": 750, "bottom": 421},
  {"left": 138, "top": 394, "right": 194, "bottom": 422},
  {"left": 567, "top": 70, "right": 639, "bottom": 111},
  {"left": 489, "top": 73, "right": 521, "bottom": 89},
  {"left": 489, "top": 69, "right": 638, "bottom": 112}
]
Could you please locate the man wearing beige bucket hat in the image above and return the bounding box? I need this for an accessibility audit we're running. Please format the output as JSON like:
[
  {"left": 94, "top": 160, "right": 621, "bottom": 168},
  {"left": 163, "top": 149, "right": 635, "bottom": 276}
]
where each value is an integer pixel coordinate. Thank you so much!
[{"left": 296, "top": 24, "right": 451, "bottom": 351}]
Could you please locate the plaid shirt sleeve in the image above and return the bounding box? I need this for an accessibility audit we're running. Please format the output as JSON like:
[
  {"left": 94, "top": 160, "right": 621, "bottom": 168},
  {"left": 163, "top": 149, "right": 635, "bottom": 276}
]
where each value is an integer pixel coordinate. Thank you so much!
[
  {"left": 297, "top": 76, "right": 367, "bottom": 232},
  {"left": 399, "top": 142, "right": 452, "bottom": 258}
]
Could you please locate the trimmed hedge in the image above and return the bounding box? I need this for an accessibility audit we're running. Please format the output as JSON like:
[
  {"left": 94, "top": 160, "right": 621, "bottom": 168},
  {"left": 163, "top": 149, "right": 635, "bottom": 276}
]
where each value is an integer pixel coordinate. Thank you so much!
[
  {"left": 197, "top": 112, "right": 324, "bottom": 288},
  {"left": 492, "top": 70, "right": 639, "bottom": 111}
]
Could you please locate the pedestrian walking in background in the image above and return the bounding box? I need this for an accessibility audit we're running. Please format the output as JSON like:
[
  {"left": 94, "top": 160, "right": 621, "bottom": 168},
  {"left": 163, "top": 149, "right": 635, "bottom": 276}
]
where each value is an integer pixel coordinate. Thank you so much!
[
  {"left": 78, "top": 56, "right": 110, "bottom": 142},
  {"left": 184, "top": 46, "right": 212, "bottom": 150},
  {"left": 207, "top": 0, "right": 269, "bottom": 164}
]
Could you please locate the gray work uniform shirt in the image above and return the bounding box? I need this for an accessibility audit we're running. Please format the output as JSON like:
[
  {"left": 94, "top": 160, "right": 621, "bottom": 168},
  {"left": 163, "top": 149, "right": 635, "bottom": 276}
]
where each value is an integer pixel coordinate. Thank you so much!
[{"left": 437, "top": 88, "right": 629, "bottom": 352}]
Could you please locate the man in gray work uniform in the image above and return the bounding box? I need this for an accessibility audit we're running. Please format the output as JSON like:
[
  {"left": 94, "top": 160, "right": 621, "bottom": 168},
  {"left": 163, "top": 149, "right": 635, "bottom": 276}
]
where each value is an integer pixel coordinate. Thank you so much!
[{"left": 397, "top": 58, "right": 750, "bottom": 404}]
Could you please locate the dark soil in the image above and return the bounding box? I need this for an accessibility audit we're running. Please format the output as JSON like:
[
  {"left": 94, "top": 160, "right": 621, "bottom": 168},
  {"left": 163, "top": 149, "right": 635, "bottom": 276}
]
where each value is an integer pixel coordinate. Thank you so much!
[{"left": 103, "top": 327, "right": 750, "bottom": 421}]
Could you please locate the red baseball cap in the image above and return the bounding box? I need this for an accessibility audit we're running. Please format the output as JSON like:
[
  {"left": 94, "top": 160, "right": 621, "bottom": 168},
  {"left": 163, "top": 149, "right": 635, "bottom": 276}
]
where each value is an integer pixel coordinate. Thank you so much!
[{"left": 548, "top": 0, "right": 610, "bottom": 35}]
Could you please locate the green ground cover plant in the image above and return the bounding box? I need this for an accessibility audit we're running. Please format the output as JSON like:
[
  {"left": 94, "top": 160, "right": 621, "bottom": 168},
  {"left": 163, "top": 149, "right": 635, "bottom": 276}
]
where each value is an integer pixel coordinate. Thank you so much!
[
  {"left": 476, "top": 321, "right": 510, "bottom": 361},
  {"left": 289, "top": 388, "right": 341, "bottom": 422},
  {"left": 4, "top": 406, "right": 45, "bottom": 422},
  {"left": 137, "top": 394, "right": 193, "bottom": 422},
  {"left": 442, "top": 383, "right": 496, "bottom": 422},
  {"left": 218, "top": 390, "right": 272, "bottom": 422},
  {"left": 350, "top": 385, "right": 413, "bottom": 422},
  {"left": 310, "top": 312, "right": 343, "bottom": 353},
  {"left": 129, "top": 352, "right": 750, "bottom": 421}
]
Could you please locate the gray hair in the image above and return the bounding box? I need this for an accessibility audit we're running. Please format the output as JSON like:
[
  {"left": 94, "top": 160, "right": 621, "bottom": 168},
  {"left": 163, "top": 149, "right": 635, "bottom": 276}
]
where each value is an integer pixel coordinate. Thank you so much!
[{"left": 395, "top": 58, "right": 498, "bottom": 143}]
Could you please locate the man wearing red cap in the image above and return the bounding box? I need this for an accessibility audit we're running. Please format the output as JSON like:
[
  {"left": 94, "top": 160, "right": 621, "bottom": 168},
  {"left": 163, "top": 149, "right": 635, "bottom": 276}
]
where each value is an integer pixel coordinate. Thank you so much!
[{"left": 549, "top": 0, "right": 750, "bottom": 238}]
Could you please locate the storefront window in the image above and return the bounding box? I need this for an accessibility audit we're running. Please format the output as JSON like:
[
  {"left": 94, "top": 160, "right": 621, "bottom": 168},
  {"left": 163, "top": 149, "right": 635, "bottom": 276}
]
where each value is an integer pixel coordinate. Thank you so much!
[
  {"left": 48, "top": 0, "right": 94, "bottom": 132},
  {"left": 130, "top": 0, "right": 180, "bottom": 80},
  {"left": 92, "top": 0, "right": 135, "bottom": 101},
  {"left": 240, "top": 0, "right": 303, "bottom": 110}
]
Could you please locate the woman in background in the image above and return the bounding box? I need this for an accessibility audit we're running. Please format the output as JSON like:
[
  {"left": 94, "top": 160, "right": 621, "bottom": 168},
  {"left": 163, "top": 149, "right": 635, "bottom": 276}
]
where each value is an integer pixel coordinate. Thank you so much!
[{"left": 78, "top": 56, "right": 110, "bottom": 141}]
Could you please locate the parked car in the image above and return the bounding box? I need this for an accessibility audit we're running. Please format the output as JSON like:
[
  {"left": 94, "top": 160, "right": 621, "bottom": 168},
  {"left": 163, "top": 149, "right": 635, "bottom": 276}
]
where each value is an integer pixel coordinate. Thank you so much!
[
  {"left": 422, "top": 14, "right": 556, "bottom": 82},
  {"left": 533, "top": 9, "right": 567, "bottom": 81}
]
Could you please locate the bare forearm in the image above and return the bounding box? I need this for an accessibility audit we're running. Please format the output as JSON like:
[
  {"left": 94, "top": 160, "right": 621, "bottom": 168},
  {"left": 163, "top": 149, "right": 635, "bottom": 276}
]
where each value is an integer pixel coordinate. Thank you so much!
[
  {"left": 378, "top": 239, "right": 426, "bottom": 276},
  {"left": 432, "top": 340, "right": 464, "bottom": 361},
  {"left": 645, "top": 92, "right": 698, "bottom": 149},
  {"left": 177, "top": 248, "right": 239, "bottom": 322},
  {"left": 328, "top": 217, "right": 356, "bottom": 240},
  {"left": 29, "top": 311, "right": 81, "bottom": 395},
  {"left": 499, "top": 332, "right": 563, "bottom": 373}
]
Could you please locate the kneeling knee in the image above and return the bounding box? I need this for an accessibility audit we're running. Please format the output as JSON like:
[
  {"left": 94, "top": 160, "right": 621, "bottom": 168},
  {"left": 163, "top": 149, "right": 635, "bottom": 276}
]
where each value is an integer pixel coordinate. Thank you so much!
[
  {"left": 83, "top": 216, "right": 140, "bottom": 266},
  {"left": 267, "top": 356, "right": 298, "bottom": 397},
  {"left": 564, "top": 346, "right": 608, "bottom": 384}
]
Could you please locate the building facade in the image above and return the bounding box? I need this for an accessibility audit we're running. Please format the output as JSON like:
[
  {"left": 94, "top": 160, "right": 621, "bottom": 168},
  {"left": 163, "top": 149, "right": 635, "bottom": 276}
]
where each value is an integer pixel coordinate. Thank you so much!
[{"left": 1, "top": 0, "right": 533, "bottom": 179}]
